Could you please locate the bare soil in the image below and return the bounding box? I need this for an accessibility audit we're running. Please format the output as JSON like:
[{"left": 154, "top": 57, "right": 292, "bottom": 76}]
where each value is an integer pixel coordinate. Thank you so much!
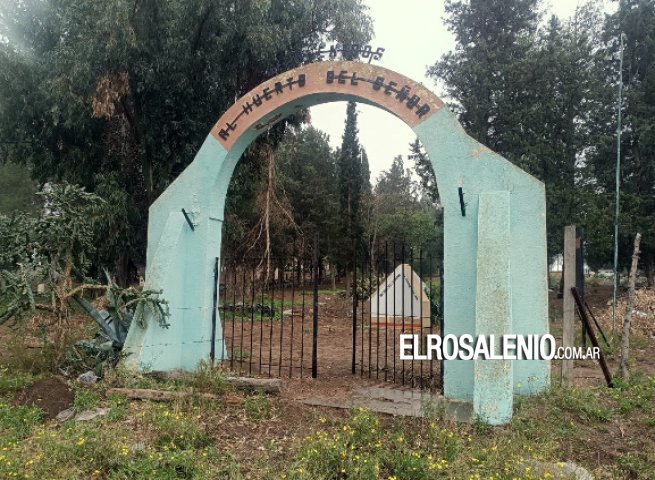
[
  {"left": 222, "top": 289, "right": 441, "bottom": 394},
  {"left": 16, "top": 377, "right": 73, "bottom": 419}
]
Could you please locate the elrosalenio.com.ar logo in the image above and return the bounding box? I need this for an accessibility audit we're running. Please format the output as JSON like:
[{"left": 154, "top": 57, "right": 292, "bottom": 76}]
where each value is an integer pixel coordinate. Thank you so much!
[{"left": 399, "top": 334, "right": 600, "bottom": 361}]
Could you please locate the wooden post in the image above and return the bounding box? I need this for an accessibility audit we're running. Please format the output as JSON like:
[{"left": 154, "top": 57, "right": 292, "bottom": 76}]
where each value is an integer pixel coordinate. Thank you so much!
[
  {"left": 561, "top": 225, "right": 576, "bottom": 385},
  {"left": 620, "top": 232, "right": 641, "bottom": 380}
]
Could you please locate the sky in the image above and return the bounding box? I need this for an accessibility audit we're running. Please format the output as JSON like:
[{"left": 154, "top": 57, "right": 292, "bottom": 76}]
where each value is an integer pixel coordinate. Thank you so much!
[{"left": 309, "top": 0, "right": 615, "bottom": 184}]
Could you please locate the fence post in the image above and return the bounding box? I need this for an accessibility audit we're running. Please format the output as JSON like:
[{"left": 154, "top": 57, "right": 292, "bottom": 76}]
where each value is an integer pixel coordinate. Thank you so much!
[
  {"left": 562, "top": 225, "right": 576, "bottom": 385},
  {"left": 311, "top": 234, "right": 319, "bottom": 379},
  {"left": 351, "top": 238, "right": 358, "bottom": 375},
  {"left": 210, "top": 257, "right": 219, "bottom": 365}
]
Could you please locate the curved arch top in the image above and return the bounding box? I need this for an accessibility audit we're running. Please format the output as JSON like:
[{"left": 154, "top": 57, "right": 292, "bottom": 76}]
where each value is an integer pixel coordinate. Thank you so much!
[{"left": 210, "top": 61, "right": 444, "bottom": 150}]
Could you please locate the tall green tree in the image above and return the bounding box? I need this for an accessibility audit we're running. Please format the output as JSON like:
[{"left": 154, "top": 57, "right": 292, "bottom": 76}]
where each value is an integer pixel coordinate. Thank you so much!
[
  {"left": 408, "top": 139, "right": 439, "bottom": 205},
  {"left": 336, "top": 101, "right": 369, "bottom": 275},
  {"left": 370, "top": 155, "right": 442, "bottom": 272},
  {"left": 0, "top": 163, "right": 38, "bottom": 215},
  {"left": 428, "top": 0, "right": 609, "bottom": 264},
  {"left": 273, "top": 126, "right": 340, "bottom": 263},
  {"left": 616, "top": 0, "right": 655, "bottom": 284},
  {"left": 0, "top": 0, "right": 372, "bottom": 283},
  {"left": 521, "top": 6, "right": 610, "bottom": 263},
  {"left": 585, "top": 0, "right": 655, "bottom": 281},
  {"left": 429, "top": 0, "right": 540, "bottom": 150}
]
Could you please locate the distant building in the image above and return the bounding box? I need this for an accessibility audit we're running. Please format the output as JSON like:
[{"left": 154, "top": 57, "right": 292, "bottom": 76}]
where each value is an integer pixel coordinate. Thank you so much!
[{"left": 549, "top": 253, "right": 591, "bottom": 275}]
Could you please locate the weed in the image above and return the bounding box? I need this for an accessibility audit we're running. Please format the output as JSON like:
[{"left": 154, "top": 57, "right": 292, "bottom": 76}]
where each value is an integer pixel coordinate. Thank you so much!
[
  {"left": 106, "top": 392, "right": 128, "bottom": 421},
  {"left": 73, "top": 387, "right": 101, "bottom": 412},
  {"left": 0, "top": 365, "right": 40, "bottom": 394},
  {"left": 435, "top": 425, "right": 461, "bottom": 462},
  {"left": 617, "top": 453, "right": 655, "bottom": 480},
  {"left": 244, "top": 392, "right": 272, "bottom": 421},
  {"left": 473, "top": 415, "right": 493, "bottom": 434},
  {"left": 421, "top": 397, "right": 445, "bottom": 421},
  {"left": 232, "top": 349, "right": 251, "bottom": 360},
  {"left": 148, "top": 404, "right": 210, "bottom": 450},
  {"left": 190, "top": 360, "right": 231, "bottom": 395},
  {"left": 214, "top": 452, "right": 245, "bottom": 479},
  {"left": 581, "top": 403, "right": 613, "bottom": 422}
]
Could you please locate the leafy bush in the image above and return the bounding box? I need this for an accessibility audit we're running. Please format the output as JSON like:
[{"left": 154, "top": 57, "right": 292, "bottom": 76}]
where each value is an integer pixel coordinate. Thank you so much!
[
  {"left": 424, "top": 281, "right": 441, "bottom": 325},
  {"left": 0, "top": 183, "right": 169, "bottom": 372}
]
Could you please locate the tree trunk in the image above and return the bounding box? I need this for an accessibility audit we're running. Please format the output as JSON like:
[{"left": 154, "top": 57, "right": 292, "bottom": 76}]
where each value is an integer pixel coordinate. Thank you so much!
[
  {"left": 645, "top": 258, "right": 654, "bottom": 288},
  {"left": 263, "top": 147, "right": 273, "bottom": 284},
  {"left": 115, "top": 252, "right": 129, "bottom": 287},
  {"left": 620, "top": 232, "right": 641, "bottom": 380},
  {"left": 562, "top": 226, "right": 576, "bottom": 385}
]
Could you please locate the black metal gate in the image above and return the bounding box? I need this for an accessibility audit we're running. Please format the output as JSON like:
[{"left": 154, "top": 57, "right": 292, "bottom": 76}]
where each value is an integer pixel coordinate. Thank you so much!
[
  {"left": 217, "top": 239, "right": 442, "bottom": 389},
  {"left": 217, "top": 243, "right": 320, "bottom": 378},
  {"left": 350, "top": 241, "right": 443, "bottom": 390}
]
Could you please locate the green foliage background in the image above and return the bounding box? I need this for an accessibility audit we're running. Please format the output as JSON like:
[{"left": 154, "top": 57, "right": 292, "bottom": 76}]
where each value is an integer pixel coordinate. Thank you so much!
[{"left": 2, "top": 0, "right": 655, "bottom": 284}]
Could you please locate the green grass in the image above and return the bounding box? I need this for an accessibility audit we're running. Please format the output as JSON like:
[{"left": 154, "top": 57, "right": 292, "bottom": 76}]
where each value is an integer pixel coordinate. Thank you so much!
[
  {"left": 232, "top": 349, "right": 251, "bottom": 360},
  {"left": 244, "top": 392, "right": 273, "bottom": 422},
  {"left": 73, "top": 387, "right": 102, "bottom": 412},
  {"left": 220, "top": 297, "right": 305, "bottom": 321},
  {"left": 0, "top": 369, "right": 244, "bottom": 479},
  {"left": 0, "top": 363, "right": 653, "bottom": 479},
  {"left": 281, "top": 377, "right": 655, "bottom": 479},
  {"left": 0, "top": 365, "right": 41, "bottom": 394},
  {"left": 312, "top": 288, "right": 346, "bottom": 295},
  {"left": 283, "top": 408, "right": 554, "bottom": 480},
  {"left": 0, "top": 399, "right": 43, "bottom": 446},
  {"left": 106, "top": 392, "right": 128, "bottom": 421},
  {"left": 189, "top": 360, "right": 231, "bottom": 395}
]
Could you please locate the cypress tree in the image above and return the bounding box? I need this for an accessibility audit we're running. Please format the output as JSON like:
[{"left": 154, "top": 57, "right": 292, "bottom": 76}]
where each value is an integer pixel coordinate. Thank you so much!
[{"left": 336, "top": 101, "right": 367, "bottom": 280}]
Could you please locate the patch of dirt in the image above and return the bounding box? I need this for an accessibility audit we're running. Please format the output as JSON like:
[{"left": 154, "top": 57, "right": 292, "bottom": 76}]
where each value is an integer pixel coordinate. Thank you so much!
[
  {"left": 16, "top": 377, "right": 74, "bottom": 419},
  {"left": 222, "top": 287, "right": 441, "bottom": 391}
]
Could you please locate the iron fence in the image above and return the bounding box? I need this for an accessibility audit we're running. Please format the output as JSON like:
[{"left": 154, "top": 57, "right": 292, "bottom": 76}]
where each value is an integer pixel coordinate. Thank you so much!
[{"left": 217, "top": 239, "right": 443, "bottom": 390}]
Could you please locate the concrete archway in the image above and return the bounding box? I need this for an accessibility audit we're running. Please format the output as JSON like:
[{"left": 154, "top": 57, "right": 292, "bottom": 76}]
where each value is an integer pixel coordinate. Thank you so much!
[{"left": 123, "top": 61, "right": 549, "bottom": 424}]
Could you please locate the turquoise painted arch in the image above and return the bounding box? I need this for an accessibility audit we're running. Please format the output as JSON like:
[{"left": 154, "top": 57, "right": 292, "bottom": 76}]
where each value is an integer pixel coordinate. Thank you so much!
[{"left": 122, "top": 61, "right": 550, "bottom": 422}]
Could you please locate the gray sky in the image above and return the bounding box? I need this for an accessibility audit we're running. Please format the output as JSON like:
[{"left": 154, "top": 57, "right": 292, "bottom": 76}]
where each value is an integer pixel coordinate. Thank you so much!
[{"left": 309, "top": 0, "right": 615, "bottom": 184}]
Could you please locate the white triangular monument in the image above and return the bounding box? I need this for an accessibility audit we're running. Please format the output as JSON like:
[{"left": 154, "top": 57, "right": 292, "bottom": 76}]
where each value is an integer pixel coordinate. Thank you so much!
[{"left": 370, "top": 264, "right": 431, "bottom": 328}]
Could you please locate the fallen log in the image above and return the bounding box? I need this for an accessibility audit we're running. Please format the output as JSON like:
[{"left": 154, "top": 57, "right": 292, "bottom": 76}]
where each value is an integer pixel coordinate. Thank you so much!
[
  {"left": 106, "top": 387, "right": 241, "bottom": 403},
  {"left": 225, "top": 377, "right": 283, "bottom": 394},
  {"left": 141, "top": 373, "right": 283, "bottom": 395}
]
